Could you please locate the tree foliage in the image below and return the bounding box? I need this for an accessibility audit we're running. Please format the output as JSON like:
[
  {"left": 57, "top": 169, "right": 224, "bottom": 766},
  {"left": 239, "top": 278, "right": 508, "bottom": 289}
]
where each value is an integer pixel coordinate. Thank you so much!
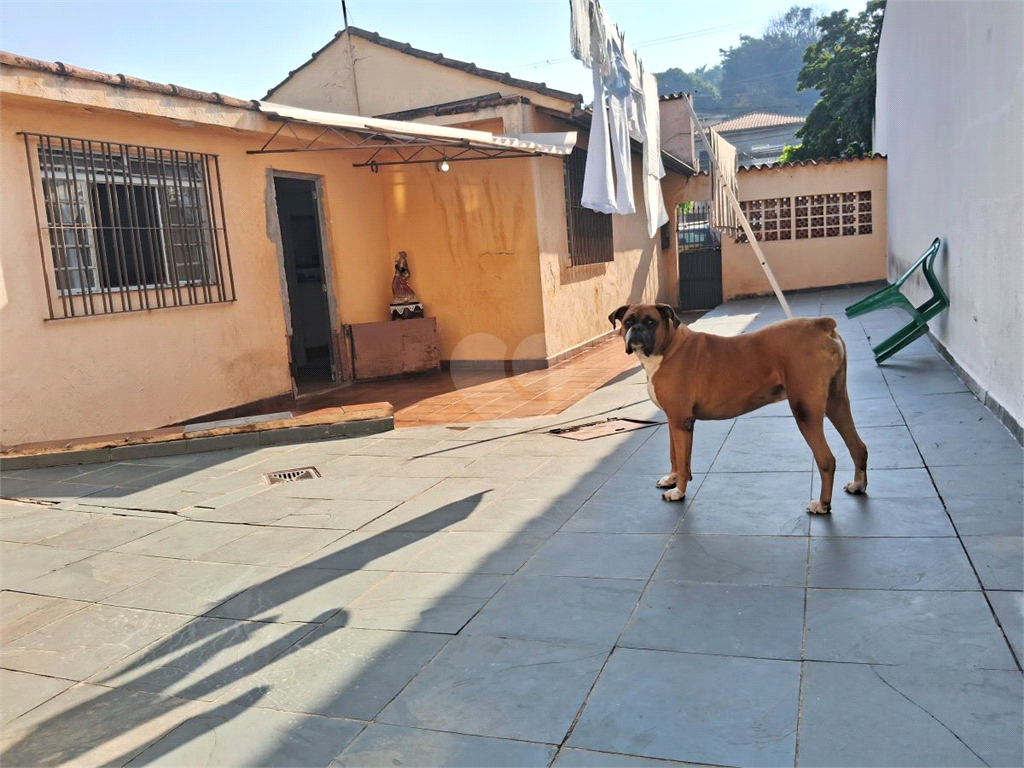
[
  {"left": 787, "top": 0, "right": 887, "bottom": 160},
  {"left": 655, "top": 6, "right": 824, "bottom": 117}
]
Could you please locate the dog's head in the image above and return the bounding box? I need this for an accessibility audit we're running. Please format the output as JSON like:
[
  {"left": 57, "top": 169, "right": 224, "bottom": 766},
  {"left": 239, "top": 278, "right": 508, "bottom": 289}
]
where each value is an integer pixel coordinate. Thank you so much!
[{"left": 608, "top": 303, "right": 680, "bottom": 356}]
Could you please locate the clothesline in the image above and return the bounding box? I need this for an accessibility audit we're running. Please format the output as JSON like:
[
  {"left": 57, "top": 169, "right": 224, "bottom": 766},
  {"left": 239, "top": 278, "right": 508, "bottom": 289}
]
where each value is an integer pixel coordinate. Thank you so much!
[{"left": 568, "top": 0, "right": 669, "bottom": 239}]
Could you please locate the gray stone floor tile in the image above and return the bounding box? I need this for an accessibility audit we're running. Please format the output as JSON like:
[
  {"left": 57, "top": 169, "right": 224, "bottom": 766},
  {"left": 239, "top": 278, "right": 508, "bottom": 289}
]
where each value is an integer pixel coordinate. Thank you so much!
[
  {"left": 809, "top": 537, "right": 979, "bottom": 590},
  {"left": 855, "top": 467, "right": 939, "bottom": 498},
  {"left": 452, "top": 455, "right": 551, "bottom": 478},
  {"left": 836, "top": 394, "right": 905, "bottom": 427},
  {"left": 378, "top": 635, "right": 606, "bottom": 744},
  {"left": 115, "top": 520, "right": 250, "bottom": 559},
  {"left": 269, "top": 500, "right": 397, "bottom": 531},
  {"left": 929, "top": 462, "right": 1023, "bottom": 500},
  {"left": 88, "top": 487, "right": 211, "bottom": 513},
  {"left": 293, "top": 530, "right": 444, "bottom": 571},
  {"left": 0, "top": 669, "right": 75, "bottom": 725},
  {"left": 809, "top": 494, "right": 957, "bottom": 537},
  {"left": 207, "top": 567, "right": 385, "bottom": 624},
  {"left": 195, "top": 526, "right": 345, "bottom": 568},
  {"left": 568, "top": 648, "right": 800, "bottom": 767},
  {"left": 103, "top": 559, "right": 278, "bottom": 616},
  {"left": 679, "top": 472, "right": 812, "bottom": 536},
  {"left": 72, "top": 462, "right": 176, "bottom": 488},
  {"left": 0, "top": 541, "right": 94, "bottom": 590},
  {"left": 564, "top": 481, "right": 701, "bottom": 534},
  {"left": 710, "top": 430, "right": 811, "bottom": 474},
  {"left": 830, "top": 424, "right": 924, "bottom": 470},
  {"left": 620, "top": 581, "right": 804, "bottom": 660},
  {"left": 179, "top": 492, "right": 313, "bottom": 524},
  {"left": 2, "top": 604, "right": 190, "bottom": 680},
  {"left": 652, "top": 535, "right": 808, "bottom": 586},
  {"left": 553, "top": 748, "right": 720, "bottom": 767},
  {"left": 798, "top": 662, "right": 1023, "bottom": 768},
  {"left": 32, "top": 513, "right": 175, "bottom": 551},
  {"left": 0, "top": 683, "right": 206, "bottom": 768},
  {"left": 987, "top": 591, "right": 1023, "bottom": 661},
  {"left": 0, "top": 507, "right": 94, "bottom": 543},
  {"left": 222, "top": 625, "right": 449, "bottom": 721},
  {"left": 90, "top": 616, "right": 317, "bottom": 702},
  {"left": 805, "top": 588, "right": 1017, "bottom": 668},
  {"left": 944, "top": 496, "right": 1024, "bottom": 536},
  {"left": 335, "top": 571, "right": 505, "bottom": 633},
  {"left": 331, "top": 723, "right": 556, "bottom": 768},
  {"left": 962, "top": 536, "right": 1024, "bottom": 590},
  {"left": 521, "top": 533, "right": 670, "bottom": 580},
  {"left": 402, "top": 531, "right": 548, "bottom": 575},
  {"left": 0, "top": 591, "right": 89, "bottom": 643},
  {"left": 0, "top": 479, "right": 113, "bottom": 504},
  {"left": 358, "top": 498, "right": 484, "bottom": 533},
  {"left": 126, "top": 698, "right": 364, "bottom": 767},
  {"left": 462, "top": 575, "right": 644, "bottom": 645},
  {"left": 448, "top": 496, "right": 583, "bottom": 536},
  {"left": 19, "top": 551, "right": 177, "bottom": 602}
]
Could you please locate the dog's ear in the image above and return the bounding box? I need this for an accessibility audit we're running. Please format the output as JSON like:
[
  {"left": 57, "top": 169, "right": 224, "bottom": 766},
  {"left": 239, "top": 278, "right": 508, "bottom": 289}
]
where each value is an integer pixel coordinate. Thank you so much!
[
  {"left": 608, "top": 304, "right": 630, "bottom": 328},
  {"left": 655, "top": 304, "right": 681, "bottom": 329}
]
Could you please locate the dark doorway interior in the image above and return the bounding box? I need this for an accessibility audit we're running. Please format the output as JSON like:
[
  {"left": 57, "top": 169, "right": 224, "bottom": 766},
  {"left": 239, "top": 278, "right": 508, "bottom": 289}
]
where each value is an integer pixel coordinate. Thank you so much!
[{"left": 273, "top": 177, "right": 334, "bottom": 390}]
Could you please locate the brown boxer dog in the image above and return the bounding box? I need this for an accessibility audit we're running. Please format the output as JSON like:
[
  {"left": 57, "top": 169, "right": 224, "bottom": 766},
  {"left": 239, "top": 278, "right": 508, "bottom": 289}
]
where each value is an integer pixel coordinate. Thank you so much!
[{"left": 609, "top": 303, "right": 868, "bottom": 514}]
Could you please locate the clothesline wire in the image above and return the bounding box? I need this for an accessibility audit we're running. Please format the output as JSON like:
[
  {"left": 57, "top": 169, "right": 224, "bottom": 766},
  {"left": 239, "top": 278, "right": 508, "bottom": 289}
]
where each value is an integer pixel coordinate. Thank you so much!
[{"left": 509, "top": 15, "right": 775, "bottom": 70}]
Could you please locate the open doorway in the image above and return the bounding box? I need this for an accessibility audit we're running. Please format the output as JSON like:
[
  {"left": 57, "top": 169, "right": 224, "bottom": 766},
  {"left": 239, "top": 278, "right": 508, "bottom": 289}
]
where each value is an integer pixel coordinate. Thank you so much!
[{"left": 273, "top": 176, "right": 336, "bottom": 393}]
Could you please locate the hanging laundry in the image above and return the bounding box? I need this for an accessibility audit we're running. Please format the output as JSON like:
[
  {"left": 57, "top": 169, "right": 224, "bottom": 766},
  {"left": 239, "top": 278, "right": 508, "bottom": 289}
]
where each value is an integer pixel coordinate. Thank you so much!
[
  {"left": 640, "top": 66, "right": 669, "bottom": 238},
  {"left": 605, "top": 25, "right": 636, "bottom": 215},
  {"left": 568, "top": 0, "right": 592, "bottom": 68},
  {"left": 580, "top": 1, "right": 615, "bottom": 213}
]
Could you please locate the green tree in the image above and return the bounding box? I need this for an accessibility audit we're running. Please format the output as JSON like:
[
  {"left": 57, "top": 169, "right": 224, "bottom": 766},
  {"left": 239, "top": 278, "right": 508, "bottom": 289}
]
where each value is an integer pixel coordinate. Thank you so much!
[
  {"left": 788, "top": 0, "right": 887, "bottom": 159},
  {"left": 716, "top": 6, "right": 823, "bottom": 117},
  {"left": 655, "top": 65, "right": 722, "bottom": 112}
]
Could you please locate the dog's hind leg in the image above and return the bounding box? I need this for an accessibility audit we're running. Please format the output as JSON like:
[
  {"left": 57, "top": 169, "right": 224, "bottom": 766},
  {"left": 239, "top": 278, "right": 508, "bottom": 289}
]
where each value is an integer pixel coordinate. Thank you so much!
[
  {"left": 790, "top": 396, "right": 836, "bottom": 515},
  {"left": 656, "top": 425, "right": 678, "bottom": 489},
  {"left": 827, "top": 368, "right": 869, "bottom": 495}
]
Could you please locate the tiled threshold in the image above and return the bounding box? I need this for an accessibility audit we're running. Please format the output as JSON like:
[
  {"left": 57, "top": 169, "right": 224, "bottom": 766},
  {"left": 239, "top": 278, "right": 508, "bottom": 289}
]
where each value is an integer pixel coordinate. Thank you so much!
[{"left": 0, "top": 403, "right": 393, "bottom": 470}]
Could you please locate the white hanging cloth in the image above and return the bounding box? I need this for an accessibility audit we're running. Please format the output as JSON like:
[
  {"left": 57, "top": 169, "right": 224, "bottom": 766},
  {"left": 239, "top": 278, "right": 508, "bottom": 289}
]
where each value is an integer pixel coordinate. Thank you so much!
[{"left": 569, "top": 0, "right": 665, "bottom": 231}]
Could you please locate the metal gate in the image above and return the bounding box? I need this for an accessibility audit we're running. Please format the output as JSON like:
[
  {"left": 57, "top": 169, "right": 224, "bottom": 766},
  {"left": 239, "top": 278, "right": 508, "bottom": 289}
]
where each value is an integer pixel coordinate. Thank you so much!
[{"left": 677, "top": 201, "right": 723, "bottom": 311}]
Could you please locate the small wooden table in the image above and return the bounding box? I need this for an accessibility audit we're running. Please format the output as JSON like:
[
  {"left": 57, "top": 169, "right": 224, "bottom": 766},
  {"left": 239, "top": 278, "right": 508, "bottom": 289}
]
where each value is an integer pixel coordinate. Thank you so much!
[{"left": 347, "top": 317, "right": 440, "bottom": 380}]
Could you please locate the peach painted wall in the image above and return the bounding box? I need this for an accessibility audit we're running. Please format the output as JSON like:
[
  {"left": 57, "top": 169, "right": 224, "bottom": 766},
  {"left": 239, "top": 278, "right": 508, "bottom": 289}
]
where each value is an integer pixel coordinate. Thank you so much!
[
  {"left": 378, "top": 118, "right": 549, "bottom": 363},
  {"left": 676, "top": 157, "right": 887, "bottom": 300},
  {"left": 0, "top": 79, "right": 393, "bottom": 446},
  {"left": 527, "top": 110, "right": 682, "bottom": 358}
]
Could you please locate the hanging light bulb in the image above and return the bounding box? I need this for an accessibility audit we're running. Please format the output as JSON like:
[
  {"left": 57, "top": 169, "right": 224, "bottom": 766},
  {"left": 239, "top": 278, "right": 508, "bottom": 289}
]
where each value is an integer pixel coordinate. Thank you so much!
[{"left": 437, "top": 159, "right": 450, "bottom": 173}]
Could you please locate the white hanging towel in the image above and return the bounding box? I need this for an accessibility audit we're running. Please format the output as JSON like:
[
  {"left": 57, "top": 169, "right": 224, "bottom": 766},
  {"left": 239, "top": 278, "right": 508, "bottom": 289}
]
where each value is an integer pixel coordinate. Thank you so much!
[
  {"left": 640, "top": 67, "right": 669, "bottom": 238},
  {"left": 605, "top": 25, "right": 635, "bottom": 215},
  {"left": 568, "top": 0, "right": 592, "bottom": 67},
  {"left": 581, "top": 1, "right": 617, "bottom": 213}
]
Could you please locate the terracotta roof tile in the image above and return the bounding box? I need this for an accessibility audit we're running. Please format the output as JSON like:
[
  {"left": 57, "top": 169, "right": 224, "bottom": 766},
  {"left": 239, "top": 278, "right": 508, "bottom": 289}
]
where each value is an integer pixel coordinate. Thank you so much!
[{"left": 712, "top": 112, "right": 805, "bottom": 133}]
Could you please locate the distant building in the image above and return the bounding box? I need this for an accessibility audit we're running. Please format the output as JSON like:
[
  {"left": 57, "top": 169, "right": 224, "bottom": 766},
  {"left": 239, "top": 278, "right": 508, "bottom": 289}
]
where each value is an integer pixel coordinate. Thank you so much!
[{"left": 693, "top": 112, "right": 805, "bottom": 169}]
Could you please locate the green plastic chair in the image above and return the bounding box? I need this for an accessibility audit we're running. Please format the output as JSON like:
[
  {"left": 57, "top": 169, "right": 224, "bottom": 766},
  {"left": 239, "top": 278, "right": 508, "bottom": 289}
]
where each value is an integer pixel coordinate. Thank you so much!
[{"left": 845, "top": 237, "right": 948, "bottom": 364}]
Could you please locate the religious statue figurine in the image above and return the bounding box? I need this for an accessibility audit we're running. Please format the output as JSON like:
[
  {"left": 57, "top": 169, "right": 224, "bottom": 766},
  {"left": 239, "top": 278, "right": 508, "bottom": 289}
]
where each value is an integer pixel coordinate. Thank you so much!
[{"left": 390, "top": 251, "right": 424, "bottom": 320}]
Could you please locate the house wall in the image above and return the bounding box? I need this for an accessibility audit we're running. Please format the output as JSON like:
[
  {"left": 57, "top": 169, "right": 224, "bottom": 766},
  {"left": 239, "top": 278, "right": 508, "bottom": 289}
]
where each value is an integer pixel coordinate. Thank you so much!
[
  {"left": 722, "top": 124, "right": 803, "bottom": 167},
  {"left": 659, "top": 96, "right": 696, "bottom": 167},
  {"left": 0, "top": 86, "right": 394, "bottom": 446},
  {"left": 267, "top": 35, "right": 573, "bottom": 117},
  {"left": 875, "top": 0, "right": 1023, "bottom": 430},
  {"left": 378, "top": 118, "right": 549, "bottom": 363},
  {"left": 708, "top": 157, "right": 887, "bottom": 300},
  {"left": 527, "top": 111, "right": 679, "bottom": 359}
]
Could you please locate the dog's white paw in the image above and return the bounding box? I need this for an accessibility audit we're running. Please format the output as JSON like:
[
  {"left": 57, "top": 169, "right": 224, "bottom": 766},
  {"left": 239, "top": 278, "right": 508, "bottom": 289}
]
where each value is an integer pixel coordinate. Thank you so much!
[
  {"left": 655, "top": 473, "right": 678, "bottom": 489},
  {"left": 844, "top": 479, "right": 867, "bottom": 495},
  {"left": 806, "top": 500, "right": 832, "bottom": 515},
  {"left": 662, "top": 487, "right": 686, "bottom": 502}
]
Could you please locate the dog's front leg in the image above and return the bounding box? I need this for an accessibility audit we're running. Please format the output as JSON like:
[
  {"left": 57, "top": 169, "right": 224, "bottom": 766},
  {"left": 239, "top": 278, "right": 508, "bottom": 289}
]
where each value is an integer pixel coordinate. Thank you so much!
[
  {"left": 656, "top": 426, "right": 678, "bottom": 488},
  {"left": 662, "top": 417, "right": 695, "bottom": 502}
]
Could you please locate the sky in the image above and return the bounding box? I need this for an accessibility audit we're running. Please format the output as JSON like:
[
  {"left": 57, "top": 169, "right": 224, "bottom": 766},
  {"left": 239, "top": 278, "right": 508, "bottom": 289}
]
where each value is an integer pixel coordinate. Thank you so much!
[{"left": 1, "top": 0, "right": 867, "bottom": 103}]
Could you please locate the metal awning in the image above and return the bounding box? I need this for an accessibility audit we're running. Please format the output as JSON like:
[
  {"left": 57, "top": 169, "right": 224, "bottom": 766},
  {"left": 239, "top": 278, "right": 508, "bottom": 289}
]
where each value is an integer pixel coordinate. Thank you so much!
[{"left": 251, "top": 101, "right": 576, "bottom": 170}]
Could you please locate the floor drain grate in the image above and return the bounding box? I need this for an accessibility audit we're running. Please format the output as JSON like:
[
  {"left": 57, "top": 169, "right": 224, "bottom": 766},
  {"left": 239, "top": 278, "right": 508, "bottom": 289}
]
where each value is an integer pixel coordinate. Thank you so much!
[
  {"left": 263, "top": 467, "right": 321, "bottom": 485},
  {"left": 548, "top": 418, "right": 660, "bottom": 441}
]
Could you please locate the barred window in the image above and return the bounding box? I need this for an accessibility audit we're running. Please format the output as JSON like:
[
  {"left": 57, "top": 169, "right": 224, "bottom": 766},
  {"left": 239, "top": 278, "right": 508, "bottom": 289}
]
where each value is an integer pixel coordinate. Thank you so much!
[
  {"left": 25, "top": 134, "right": 235, "bottom": 319},
  {"left": 563, "top": 148, "right": 614, "bottom": 266}
]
